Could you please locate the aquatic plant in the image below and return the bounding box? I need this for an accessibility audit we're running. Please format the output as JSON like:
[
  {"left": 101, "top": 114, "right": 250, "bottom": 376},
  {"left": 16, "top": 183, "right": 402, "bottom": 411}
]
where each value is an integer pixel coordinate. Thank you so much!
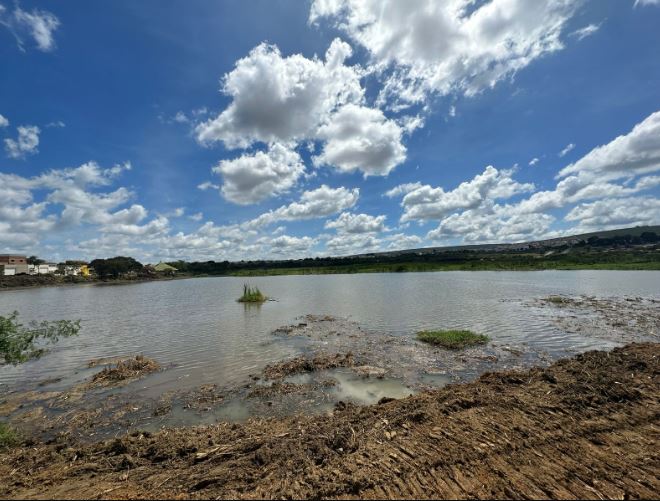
[
  {"left": 0, "top": 422, "right": 20, "bottom": 450},
  {"left": 0, "top": 311, "right": 81, "bottom": 365},
  {"left": 416, "top": 330, "right": 489, "bottom": 350},
  {"left": 238, "top": 284, "right": 267, "bottom": 303}
]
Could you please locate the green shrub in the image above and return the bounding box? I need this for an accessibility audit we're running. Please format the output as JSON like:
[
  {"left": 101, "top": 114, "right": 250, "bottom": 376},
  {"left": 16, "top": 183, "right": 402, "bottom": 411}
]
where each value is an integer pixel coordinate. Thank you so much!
[
  {"left": 0, "top": 311, "right": 81, "bottom": 365},
  {"left": 0, "top": 423, "right": 20, "bottom": 450},
  {"left": 238, "top": 284, "right": 267, "bottom": 303},
  {"left": 416, "top": 330, "right": 489, "bottom": 350}
]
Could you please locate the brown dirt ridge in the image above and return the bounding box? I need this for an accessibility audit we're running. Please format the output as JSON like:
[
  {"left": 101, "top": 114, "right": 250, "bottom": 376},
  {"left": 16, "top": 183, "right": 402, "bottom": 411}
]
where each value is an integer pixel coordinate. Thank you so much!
[{"left": 1, "top": 342, "right": 658, "bottom": 500}]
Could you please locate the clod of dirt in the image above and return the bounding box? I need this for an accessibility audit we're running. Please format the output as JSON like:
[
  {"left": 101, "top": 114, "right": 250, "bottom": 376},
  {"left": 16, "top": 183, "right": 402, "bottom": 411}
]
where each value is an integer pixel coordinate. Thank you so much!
[{"left": 263, "top": 352, "right": 355, "bottom": 379}]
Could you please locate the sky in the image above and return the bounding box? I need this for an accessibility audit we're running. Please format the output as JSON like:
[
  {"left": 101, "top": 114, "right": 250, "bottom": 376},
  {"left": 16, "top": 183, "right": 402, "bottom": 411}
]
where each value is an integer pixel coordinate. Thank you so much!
[{"left": 1, "top": 0, "right": 660, "bottom": 263}]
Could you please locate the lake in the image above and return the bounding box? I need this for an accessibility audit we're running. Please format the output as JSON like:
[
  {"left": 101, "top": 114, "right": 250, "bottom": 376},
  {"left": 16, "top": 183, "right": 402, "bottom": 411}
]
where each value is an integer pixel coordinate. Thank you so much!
[{"left": 1, "top": 271, "right": 659, "bottom": 396}]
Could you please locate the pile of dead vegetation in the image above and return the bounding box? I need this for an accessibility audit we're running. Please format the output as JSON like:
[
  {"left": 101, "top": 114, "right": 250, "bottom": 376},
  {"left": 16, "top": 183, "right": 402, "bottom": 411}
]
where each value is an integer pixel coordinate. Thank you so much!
[
  {"left": 89, "top": 355, "right": 160, "bottom": 387},
  {"left": 263, "top": 352, "right": 354, "bottom": 379}
]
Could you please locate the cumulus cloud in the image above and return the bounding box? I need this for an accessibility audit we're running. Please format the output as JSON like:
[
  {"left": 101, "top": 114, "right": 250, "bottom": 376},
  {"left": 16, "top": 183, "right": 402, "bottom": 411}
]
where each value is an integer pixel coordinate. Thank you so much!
[
  {"left": 559, "top": 111, "right": 660, "bottom": 179},
  {"left": 196, "top": 38, "right": 363, "bottom": 149},
  {"left": 310, "top": 0, "right": 581, "bottom": 107},
  {"left": 248, "top": 184, "right": 359, "bottom": 228},
  {"left": 212, "top": 143, "right": 305, "bottom": 204},
  {"left": 427, "top": 208, "right": 555, "bottom": 244},
  {"left": 313, "top": 104, "right": 406, "bottom": 176},
  {"left": 0, "top": 114, "right": 8, "bottom": 127},
  {"left": 634, "top": 0, "right": 660, "bottom": 6},
  {"left": 0, "top": 5, "right": 60, "bottom": 52},
  {"left": 269, "top": 235, "right": 317, "bottom": 255},
  {"left": 529, "top": 157, "right": 539, "bottom": 166},
  {"left": 565, "top": 197, "right": 660, "bottom": 232},
  {"left": 325, "top": 211, "right": 387, "bottom": 234},
  {"left": 5, "top": 125, "right": 40, "bottom": 159},
  {"left": 0, "top": 162, "right": 169, "bottom": 254},
  {"left": 394, "top": 166, "right": 534, "bottom": 222}
]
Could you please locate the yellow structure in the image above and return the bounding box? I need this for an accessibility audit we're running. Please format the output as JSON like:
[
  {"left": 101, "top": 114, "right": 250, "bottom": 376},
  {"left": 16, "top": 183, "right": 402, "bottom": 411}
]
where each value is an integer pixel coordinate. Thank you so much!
[{"left": 80, "top": 264, "right": 90, "bottom": 277}]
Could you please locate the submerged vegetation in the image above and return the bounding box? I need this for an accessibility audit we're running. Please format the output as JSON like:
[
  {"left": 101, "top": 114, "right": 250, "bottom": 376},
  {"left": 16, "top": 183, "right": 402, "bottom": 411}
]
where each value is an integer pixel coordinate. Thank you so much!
[
  {"left": 417, "top": 329, "right": 490, "bottom": 350},
  {"left": 0, "top": 311, "right": 81, "bottom": 365},
  {"left": 238, "top": 284, "right": 267, "bottom": 303}
]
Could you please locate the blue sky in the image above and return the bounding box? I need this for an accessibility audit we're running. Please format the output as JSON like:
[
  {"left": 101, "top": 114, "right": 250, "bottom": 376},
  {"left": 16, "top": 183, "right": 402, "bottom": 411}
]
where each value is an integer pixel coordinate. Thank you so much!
[{"left": 1, "top": 0, "right": 659, "bottom": 262}]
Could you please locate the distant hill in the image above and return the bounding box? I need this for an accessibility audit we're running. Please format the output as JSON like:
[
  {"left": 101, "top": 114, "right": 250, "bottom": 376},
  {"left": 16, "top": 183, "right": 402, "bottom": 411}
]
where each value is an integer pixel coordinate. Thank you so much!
[{"left": 356, "top": 225, "right": 660, "bottom": 258}]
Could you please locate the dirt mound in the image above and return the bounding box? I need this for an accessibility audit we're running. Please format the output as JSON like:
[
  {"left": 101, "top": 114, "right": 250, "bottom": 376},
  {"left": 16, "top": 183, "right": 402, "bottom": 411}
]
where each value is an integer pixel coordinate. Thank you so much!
[
  {"left": 1, "top": 343, "right": 658, "bottom": 499},
  {"left": 263, "top": 352, "right": 354, "bottom": 379},
  {"left": 89, "top": 355, "right": 160, "bottom": 387}
]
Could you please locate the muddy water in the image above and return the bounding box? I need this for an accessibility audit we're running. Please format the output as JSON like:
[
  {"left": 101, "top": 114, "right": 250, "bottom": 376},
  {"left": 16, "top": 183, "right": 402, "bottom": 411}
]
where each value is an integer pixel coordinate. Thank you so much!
[
  {"left": 1, "top": 271, "right": 659, "bottom": 435},
  {"left": 1, "top": 271, "right": 658, "bottom": 393}
]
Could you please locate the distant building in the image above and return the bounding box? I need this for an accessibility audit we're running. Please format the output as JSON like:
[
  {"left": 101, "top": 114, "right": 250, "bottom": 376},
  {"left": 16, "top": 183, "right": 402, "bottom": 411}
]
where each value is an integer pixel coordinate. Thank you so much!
[
  {"left": 153, "top": 262, "right": 178, "bottom": 274},
  {"left": 0, "top": 255, "right": 27, "bottom": 266}
]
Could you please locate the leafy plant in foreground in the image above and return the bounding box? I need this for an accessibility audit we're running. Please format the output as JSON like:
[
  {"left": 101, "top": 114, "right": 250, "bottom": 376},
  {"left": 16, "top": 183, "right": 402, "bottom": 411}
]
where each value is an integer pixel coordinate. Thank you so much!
[{"left": 0, "top": 311, "right": 81, "bottom": 365}]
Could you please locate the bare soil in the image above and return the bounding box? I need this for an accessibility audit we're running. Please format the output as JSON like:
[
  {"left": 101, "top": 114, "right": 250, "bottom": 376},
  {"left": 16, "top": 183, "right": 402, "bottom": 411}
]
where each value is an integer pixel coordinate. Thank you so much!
[{"left": 1, "top": 343, "right": 658, "bottom": 499}]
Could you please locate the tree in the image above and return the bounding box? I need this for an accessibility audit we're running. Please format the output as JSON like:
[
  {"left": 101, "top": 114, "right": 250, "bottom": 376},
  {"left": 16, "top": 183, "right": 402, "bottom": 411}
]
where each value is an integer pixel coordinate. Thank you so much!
[
  {"left": 26, "top": 256, "right": 45, "bottom": 265},
  {"left": 89, "top": 256, "right": 143, "bottom": 278},
  {"left": 0, "top": 311, "right": 81, "bottom": 365}
]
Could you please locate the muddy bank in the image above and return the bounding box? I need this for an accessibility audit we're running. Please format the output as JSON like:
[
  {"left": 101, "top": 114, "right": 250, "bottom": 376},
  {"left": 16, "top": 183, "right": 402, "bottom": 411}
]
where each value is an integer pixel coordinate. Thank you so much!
[{"left": 1, "top": 343, "right": 658, "bottom": 499}]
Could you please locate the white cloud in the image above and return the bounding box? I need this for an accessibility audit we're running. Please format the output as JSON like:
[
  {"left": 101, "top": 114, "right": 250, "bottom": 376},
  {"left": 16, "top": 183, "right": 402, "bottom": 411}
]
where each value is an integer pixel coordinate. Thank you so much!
[
  {"left": 559, "top": 111, "right": 660, "bottom": 179},
  {"left": 311, "top": 0, "right": 581, "bottom": 107},
  {"left": 569, "top": 23, "right": 601, "bottom": 41},
  {"left": 565, "top": 197, "right": 660, "bottom": 232},
  {"left": 325, "top": 212, "right": 386, "bottom": 234},
  {"left": 634, "top": 0, "right": 660, "bottom": 6},
  {"left": 269, "top": 235, "right": 317, "bottom": 255},
  {"left": 1, "top": 5, "right": 60, "bottom": 52},
  {"left": 529, "top": 157, "right": 539, "bottom": 166},
  {"left": 558, "top": 142, "right": 575, "bottom": 157},
  {"left": 196, "top": 38, "right": 363, "bottom": 149},
  {"left": 189, "top": 212, "right": 203, "bottom": 222},
  {"left": 248, "top": 184, "right": 359, "bottom": 228},
  {"left": 0, "top": 114, "right": 8, "bottom": 127},
  {"left": 387, "top": 233, "right": 422, "bottom": 250},
  {"left": 396, "top": 166, "right": 534, "bottom": 222},
  {"left": 325, "top": 232, "right": 381, "bottom": 255},
  {"left": 212, "top": 143, "right": 305, "bottom": 204},
  {"left": 427, "top": 208, "right": 555, "bottom": 243},
  {"left": 0, "top": 162, "right": 168, "bottom": 255},
  {"left": 5, "top": 125, "right": 40, "bottom": 159},
  {"left": 313, "top": 104, "right": 406, "bottom": 176},
  {"left": 46, "top": 120, "right": 66, "bottom": 128},
  {"left": 384, "top": 182, "right": 423, "bottom": 198},
  {"left": 197, "top": 181, "right": 220, "bottom": 191}
]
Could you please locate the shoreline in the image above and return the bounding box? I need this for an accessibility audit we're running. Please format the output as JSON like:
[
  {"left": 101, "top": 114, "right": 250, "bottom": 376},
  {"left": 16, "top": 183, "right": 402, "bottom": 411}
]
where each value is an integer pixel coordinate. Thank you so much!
[
  {"left": 1, "top": 342, "right": 658, "bottom": 499},
  {"left": 1, "top": 266, "right": 659, "bottom": 292}
]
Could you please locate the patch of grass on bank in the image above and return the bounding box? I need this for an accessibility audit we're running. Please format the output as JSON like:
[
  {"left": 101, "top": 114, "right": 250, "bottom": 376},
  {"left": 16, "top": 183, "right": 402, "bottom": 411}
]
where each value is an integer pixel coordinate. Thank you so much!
[
  {"left": 0, "top": 423, "right": 20, "bottom": 450},
  {"left": 238, "top": 284, "right": 267, "bottom": 303},
  {"left": 417, "top": 330, "right": 490, "bottom": 350}
]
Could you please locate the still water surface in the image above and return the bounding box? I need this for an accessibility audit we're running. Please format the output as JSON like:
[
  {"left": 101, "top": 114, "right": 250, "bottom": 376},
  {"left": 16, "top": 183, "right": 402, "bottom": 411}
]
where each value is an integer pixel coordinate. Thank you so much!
[{"left": 1, "top": 271, "right": 658, "bottom": 393}]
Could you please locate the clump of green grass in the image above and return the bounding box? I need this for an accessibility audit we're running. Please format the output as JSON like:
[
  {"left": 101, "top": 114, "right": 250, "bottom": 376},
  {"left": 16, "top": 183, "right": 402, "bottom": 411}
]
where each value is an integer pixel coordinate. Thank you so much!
[
  {"left": 416, "top": 330, "right": 490, "bottom": 350},
  {"left": 238, "top": 284, "right": 267, "bottom": 303},
  {"left": 0, "top": 423, "right": 20, "bottom": 450}
]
